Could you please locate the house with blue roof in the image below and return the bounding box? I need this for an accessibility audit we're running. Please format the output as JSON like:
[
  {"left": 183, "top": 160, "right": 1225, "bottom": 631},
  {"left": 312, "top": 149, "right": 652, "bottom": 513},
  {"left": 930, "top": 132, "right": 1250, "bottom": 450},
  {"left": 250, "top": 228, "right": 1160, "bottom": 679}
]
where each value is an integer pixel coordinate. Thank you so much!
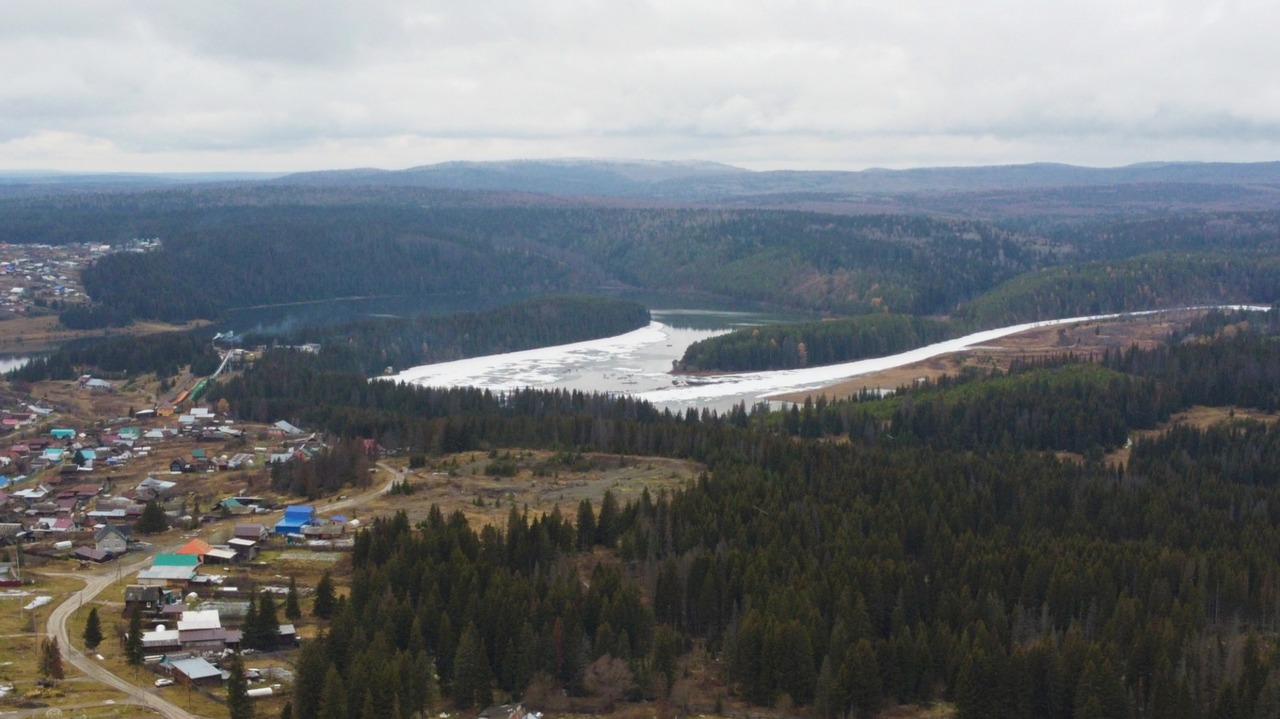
[{"left": 273, "top": 505, "right": 316, "bottom": 535}]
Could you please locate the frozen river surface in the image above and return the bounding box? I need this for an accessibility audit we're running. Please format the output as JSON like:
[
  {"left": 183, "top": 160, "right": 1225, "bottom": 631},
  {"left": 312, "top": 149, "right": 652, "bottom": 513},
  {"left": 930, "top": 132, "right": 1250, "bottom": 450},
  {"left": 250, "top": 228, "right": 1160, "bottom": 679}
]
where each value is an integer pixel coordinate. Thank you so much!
[{"left": 385, "top": 307, "right": 1269, "bottom": 413}]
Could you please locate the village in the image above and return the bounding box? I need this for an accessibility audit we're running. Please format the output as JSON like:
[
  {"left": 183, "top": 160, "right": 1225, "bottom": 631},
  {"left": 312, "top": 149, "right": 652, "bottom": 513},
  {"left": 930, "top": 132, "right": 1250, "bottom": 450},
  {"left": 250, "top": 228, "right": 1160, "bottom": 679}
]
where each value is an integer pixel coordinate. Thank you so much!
[
  {"left": 0, "top": 336, "right": 699, "bottom": 719},
  {"left": 0, "top": 240, "right": 118, "bottom": 320},
  {"left": 0, "top": 370, "right": 384, "bottom": 717}
]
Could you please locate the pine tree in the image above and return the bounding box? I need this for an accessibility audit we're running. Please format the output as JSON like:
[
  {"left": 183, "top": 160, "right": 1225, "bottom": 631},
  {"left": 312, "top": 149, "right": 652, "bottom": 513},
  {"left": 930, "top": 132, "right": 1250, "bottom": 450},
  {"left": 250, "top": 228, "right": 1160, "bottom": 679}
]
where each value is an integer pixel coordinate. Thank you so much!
[
  {"left": 279, "top": 703, "right": 292, "bottom": 719},
  {"left": 82, "top": 606, "right": 103, "bottom": 651},
  {"left": 125, "top": 609, "right": 144, "bottom": 666},
  {"left": 285, "top": 576, "right": 301, "bottom": 621},
  {"left": 227, "top": 652, "right": 253, "bottom": 719},
  {"left": 313, "top": 571, "right": 335, "bottom": 619}
]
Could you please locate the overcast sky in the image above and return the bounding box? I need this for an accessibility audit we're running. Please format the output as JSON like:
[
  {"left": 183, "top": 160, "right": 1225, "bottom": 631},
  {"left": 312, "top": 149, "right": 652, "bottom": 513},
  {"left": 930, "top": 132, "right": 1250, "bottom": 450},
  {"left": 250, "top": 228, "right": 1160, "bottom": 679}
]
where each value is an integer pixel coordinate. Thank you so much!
[{"left": 2, "top": 0, "right": 1279, "bottom": 173}]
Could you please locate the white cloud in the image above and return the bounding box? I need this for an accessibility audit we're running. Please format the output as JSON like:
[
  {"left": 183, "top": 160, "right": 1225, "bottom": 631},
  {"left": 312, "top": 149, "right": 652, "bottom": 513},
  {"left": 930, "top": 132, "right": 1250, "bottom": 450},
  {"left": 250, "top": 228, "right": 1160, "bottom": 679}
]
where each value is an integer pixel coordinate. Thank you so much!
[{"left": 1, "top": 0, "right": 1278, "bottom": 172}]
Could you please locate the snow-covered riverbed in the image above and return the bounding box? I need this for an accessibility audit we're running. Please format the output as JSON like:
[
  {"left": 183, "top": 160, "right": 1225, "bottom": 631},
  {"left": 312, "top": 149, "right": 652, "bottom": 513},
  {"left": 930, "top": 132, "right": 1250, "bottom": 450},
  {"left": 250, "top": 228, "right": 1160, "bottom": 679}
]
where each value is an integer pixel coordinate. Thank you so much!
[{"left": 384, "top": 306, "right": 1270, "bottom": 413}]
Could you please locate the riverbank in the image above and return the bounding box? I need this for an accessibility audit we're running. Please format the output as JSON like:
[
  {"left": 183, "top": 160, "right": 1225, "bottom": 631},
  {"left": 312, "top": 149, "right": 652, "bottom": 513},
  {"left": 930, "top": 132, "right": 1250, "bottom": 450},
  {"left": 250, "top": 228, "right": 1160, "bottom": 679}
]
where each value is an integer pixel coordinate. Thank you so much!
[
  {"left": 0, "top": 314, "right": 210, "bottom": 353},
  {"left": 766, "top": 309, "right": 1209, "bottom": 404}
]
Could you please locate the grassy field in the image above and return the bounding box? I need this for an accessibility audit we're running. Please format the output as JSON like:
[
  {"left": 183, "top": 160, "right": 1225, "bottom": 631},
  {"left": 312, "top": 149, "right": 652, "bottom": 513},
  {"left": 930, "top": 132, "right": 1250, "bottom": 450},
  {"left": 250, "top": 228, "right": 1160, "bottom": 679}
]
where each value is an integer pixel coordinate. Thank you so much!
[
  {"left": 363, "top": 451, "right": 701, "bottom": 529},
  {"left": 1102, "top": 405, "right": 1280, "bottom": 467},
  {"left": 0, "top": 571, "right": 141, "bottom": 712},
  {"left": 772, "top": 311, "right": 1203, "bottom": 404},
  {"left": 0, "top": 314, "right": 209, "bottom": 354}
]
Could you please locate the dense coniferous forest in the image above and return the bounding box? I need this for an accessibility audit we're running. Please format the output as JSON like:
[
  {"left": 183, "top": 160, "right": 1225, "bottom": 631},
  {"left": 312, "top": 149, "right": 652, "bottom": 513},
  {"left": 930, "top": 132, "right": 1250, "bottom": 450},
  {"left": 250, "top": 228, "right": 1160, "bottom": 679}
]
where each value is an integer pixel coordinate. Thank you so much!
[
  {"left": 203, "top": 307, "right": 1280, "bottom": 718},
  {"left": 63, "top": 205, "right": 1042, "bottom": 325},
  {"left": 1, "top": 181, "right": 1272, "bottom": 351},
  {"left": 678, "top": 314, "right": 955, "bottom": 372},
  {"left": 9, "top": 296, "right": 648, "bottom": 385},
  {"left": 9, "top": 330, "right": 221, "bottom": 383},
  {"left": 270, "top": 295, "right": 649, "bottom": 375},
  {"left": 954, "top": 252, "right": 1280, "bottom": 327}
]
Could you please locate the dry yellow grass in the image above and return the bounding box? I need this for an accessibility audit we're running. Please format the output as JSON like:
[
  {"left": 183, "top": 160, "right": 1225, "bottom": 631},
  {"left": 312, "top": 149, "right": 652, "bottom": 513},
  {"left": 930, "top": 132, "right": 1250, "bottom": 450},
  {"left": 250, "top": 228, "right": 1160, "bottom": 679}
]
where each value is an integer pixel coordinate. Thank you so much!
[
  {"left": 0, "top": 572, "right": 139, "bottom": 711},
  {"left": 363, "top": 451, "right": 700, "bottom": 529},
  {"left": 772, "top": 312, "right": 1201, "bottom": 405},
  {"left": 0, "top": 315, "right": 209, "bottom": 353},
  {"left": 1104, "top": 405, "right": 1280, "bottom": 467}
]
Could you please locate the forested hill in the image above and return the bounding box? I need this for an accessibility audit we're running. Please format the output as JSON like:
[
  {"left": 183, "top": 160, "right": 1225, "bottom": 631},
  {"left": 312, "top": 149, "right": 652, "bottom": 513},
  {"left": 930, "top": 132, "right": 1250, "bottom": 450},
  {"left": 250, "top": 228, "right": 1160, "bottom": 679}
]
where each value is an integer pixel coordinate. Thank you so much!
[
  {"left": 679, "top": 250, "right": 1280, "bottom": 374},
  {"left": 264, "top": 295, "right": 650, "bottom": 376},
  {"left": 4, "top": 177, "right": 1280, "bottom": 332},
  {"left": 954, "top": 252, "right": 1280, "bottom": 327},
  {"left": 10, "top": 296, "right": 649, "bottom": 384},
  {"left": 677, "top": 314, "right": 955, "bottom": 372},
  {"left": 207, "top": 308, "right": 1280, "bottom": 718},
  {"left": 61, "top": 204, "right": 1043, "bottom": 325}
]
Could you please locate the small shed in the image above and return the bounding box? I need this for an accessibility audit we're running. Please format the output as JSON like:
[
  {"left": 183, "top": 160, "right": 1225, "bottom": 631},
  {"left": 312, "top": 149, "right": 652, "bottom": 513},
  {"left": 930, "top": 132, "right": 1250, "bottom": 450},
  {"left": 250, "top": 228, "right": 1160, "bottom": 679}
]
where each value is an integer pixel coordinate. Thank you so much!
[{"left": 233, "top": 523, "right": 268, "bottom": 541}]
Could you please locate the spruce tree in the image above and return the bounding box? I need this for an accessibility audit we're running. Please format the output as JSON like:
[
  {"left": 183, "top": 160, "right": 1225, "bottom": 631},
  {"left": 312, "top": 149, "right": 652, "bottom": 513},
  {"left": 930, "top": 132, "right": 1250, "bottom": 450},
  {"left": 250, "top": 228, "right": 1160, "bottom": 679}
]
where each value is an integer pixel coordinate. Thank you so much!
[
  {"left": 82, "top": 606, "right": 103, "bottom": 651},
  {"left": 257, "top": 591, "right": 281, "bottom": 649},
  {"left": 596, "top": 490, "right": 619, "bottom": 547},
  {"left": 576, "top": 499, "right": 596, "bottom": 551},
  {"left": 285, "top": 576, "right": 301, "bottom": 621},
  {"left": 844, "top": 639, "right": 881, "bottom": 719},
  {"left": 134, "top": 499, "right": 168, "bottom": 535},
  {"left": 318, "top": 665, "right": 347, "bottom": 719},
  {"left": 292, "top": 639, "right": 329, "bottom": 719},
  {"left": 451, "top": 623, "right": 493, "bottom": 709},
  {"left": 242, "top": 592, "right": 261, "bottom": 650},
  {"left": 226, "top": 652, "right": 253, "bottom": 719},
  {"left": 313, "top": 571, "right": 335, "bottom": 619},
  {"left": 125, "top": 609, "right": 144, "bottom": 666}
]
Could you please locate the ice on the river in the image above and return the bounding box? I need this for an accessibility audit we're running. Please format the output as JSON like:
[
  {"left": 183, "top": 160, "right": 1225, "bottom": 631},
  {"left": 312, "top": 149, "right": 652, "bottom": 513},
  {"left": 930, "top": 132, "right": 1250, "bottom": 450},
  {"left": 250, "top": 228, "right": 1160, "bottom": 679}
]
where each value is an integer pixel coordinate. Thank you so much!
[
  {"left": 387, "top": 322, "right": 673, "bottom": 392},
  {"left": 384, "top": 306, "right": 1271, "bottom": 412}
]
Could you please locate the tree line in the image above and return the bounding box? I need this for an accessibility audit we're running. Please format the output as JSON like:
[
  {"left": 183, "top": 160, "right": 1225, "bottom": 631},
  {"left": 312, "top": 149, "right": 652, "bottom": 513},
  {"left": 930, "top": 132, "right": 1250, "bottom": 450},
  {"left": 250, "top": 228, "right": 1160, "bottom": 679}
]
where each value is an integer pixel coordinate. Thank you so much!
[
  {"left": 267, "top": 295, "right": 650, "bottom": 376},
  {"left": 677, "top": 313, "right": 955, "bottom": 373}
]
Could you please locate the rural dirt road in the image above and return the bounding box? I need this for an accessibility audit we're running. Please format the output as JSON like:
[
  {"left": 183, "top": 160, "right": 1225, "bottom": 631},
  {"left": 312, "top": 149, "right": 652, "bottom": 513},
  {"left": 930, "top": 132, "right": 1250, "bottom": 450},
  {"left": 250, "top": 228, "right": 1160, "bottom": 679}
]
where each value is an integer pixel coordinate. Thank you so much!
[
  {"left": 45, "top": 552, "right": 201, "bottom": 719},
  {"left": 42, "top": 461, "right": 404, "bottom": 718}
]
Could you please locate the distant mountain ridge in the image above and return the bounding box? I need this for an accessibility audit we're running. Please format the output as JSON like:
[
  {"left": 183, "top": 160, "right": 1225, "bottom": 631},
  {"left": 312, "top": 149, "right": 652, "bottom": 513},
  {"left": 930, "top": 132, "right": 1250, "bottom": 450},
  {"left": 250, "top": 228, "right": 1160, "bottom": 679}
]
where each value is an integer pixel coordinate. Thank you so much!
[
  {"left": 5, "top": 159, "right": 1280, "bottom": 203},
  {"left": 273, "top": 158, "right": 1280, "bottom": 200}
]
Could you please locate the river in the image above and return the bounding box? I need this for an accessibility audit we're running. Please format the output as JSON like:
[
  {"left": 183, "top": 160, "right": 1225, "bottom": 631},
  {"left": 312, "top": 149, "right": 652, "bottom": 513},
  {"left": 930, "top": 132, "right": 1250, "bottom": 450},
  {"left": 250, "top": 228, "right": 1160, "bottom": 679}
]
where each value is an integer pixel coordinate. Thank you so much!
[
  {"left": 0, "top": 355, "right": 32, "bottom": 373},
  {"left": 385, "top": 306, "right": 1272, "bottom": 413}
]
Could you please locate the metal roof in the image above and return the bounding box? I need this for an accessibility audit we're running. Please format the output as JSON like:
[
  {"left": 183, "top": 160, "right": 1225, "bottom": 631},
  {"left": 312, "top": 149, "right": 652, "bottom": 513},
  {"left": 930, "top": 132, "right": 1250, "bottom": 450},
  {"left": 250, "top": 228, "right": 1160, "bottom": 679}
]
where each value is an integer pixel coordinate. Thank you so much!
[{"left": 169, "top": 657, "right": 222, "bottom": 681}]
